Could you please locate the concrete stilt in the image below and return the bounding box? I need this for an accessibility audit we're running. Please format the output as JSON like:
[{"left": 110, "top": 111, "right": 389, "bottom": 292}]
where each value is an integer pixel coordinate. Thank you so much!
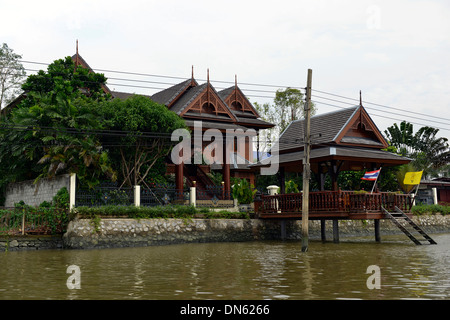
[
  {"left": 280, "top": 220, "right": 286, "bottom": 240},
  {"left": 321, "top": 220, "right": 326, "bottom": 242},
  {"left": 374, "top": 219, "right": 381, "bottom": 242},
  {"left": 333, "top": 220, "right": 339, "bottom": 243}
]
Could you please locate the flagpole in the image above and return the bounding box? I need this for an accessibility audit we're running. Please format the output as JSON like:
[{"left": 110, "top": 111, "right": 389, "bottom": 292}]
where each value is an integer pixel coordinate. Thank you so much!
[
  {"left": 371, "top": 167, "right": 381, "bottom": 194},
  {"left": 412, "top": 183, "right": 420, "bottom": 206}
]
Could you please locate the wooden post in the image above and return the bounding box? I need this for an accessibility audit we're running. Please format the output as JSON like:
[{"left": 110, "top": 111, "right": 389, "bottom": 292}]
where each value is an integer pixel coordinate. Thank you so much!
[
  {"left": 176, "top": 163, "right": 183, "bottom": 199},
  {"left": 223, "top": 141, "right": 231, "bottom": 199},
  {"left": 302, "top": 69, "right": 312, "bottom": 252},
  {"left": 21, "top": 209, "right": 25, "bottom": 235},
  {"left": 374, "top": 219, "right": 381, "bottom": 242},
  {"left": 321, "top": 220, "right": 326, "bottom": 242},
  {"left": 279, "top": 167, "right": 286, "bottom": 194},
  {"left": 333, "top": 219, "right": 339, "bottom": 243},
  {"left": 281, "top": 220, "right": 287, "bottom": 240}
]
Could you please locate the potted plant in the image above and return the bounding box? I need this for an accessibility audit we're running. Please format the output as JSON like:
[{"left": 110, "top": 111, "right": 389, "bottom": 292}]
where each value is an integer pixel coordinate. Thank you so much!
[{"left": 231, "top": 178, "right": 257, "bottom": 212}]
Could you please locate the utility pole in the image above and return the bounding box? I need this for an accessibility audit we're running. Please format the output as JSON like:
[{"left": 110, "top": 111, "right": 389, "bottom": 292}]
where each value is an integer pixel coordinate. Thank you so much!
[{"left": 302, "top": 69, "right": 312, "bottom": 252}]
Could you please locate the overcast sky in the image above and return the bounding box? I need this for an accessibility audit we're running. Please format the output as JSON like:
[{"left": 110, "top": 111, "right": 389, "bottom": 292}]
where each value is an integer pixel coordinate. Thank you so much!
[{"left": 2, "top": 0, "right": 449, "bottom": 140}]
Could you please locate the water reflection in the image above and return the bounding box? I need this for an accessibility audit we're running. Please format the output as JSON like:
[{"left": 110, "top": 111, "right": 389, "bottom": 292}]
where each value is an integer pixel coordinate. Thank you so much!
[{"left": 1, "top": 233, "right": 450, "bottom": 300}]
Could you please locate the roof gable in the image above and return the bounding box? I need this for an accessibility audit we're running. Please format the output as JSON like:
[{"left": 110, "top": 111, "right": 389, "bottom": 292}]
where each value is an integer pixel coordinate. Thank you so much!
[
  {"left": 178, "top": 83, "right": 237, "bottom": 122},
  {"left": 275, "top": 106, "right": 358, "bottom": 152},
  {"left": 274, "top": 105, "right": 387, "bottom": 153},
  {"left": 218, "top": 86, "right": 260, "bottom": 118},
  {"left": 334, "top": 106, "right": 388, "bottom": 148},
  {"left": 71, "top": 53, "right": 112, "bottom": 95}
]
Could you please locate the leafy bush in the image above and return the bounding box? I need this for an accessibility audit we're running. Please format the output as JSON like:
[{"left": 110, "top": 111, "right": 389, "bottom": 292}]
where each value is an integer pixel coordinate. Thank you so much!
[
  {"left": 74, "top": 205, "right": 249, "bottom": 219},
  {"left": 231, "top": 178, "right": 256, "bottom": 204},
  {"left": 1, "top": 201, "right": 70, "bottom": 235},
  {"left": 285, "top": 180, "right": 299, "bottom": 194},
  {"left": 411, "top": 204, "right": 450, "bottom": 216}
]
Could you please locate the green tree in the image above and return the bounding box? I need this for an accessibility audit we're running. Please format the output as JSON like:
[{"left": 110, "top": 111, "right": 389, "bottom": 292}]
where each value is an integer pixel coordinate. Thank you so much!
[
  {"left": 255, "top": 87, "right": 316, "bottom": 150},
  {"left": 0, "top": 43, "right": 26, "bottom": 109},
  {"left": 385, "top": 121, "right": 450, "bottom": 178},
  {"left": 20, "top": 56, "right": 109, "bottom": 109},
  {"left": 99, "top": 95, "right": 187, "bottom": 187},
  {"left": 0, "top": 57, "right": 115, "bottom": 187}
]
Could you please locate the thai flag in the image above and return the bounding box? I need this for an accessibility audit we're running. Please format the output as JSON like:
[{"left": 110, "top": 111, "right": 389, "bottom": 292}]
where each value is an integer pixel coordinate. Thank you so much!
[{"left": 361, "top": 169, "right": 381, "bottom": 181}]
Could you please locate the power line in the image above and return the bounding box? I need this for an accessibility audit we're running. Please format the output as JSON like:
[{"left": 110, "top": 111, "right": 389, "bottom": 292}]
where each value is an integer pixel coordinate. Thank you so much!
[
  {"left": 311, "top": 100, "right": 450, "bottom": 133},
  {"left": 311, "top": 94, "right": 450, "bottom": 128},
  {"left": 19, "top": 60, "right": 302, "bottom": 90},
  {"left": 13, "top": 59, "right": 450, "bottom": 131},
  {"left": 312, "top": 88, "right": 450, "bottom": 123}
]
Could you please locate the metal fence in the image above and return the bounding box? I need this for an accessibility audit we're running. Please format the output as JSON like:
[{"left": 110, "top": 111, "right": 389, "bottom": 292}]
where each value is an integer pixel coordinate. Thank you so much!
[
  {"left": 75, "top": 181, "right": 134, "bottom": 207},
  {"left": 141, "top": 184, "right": 189, "bottom": 206},
  {"left": 75, "top": 180, "right": 235, "bottom": 208}
]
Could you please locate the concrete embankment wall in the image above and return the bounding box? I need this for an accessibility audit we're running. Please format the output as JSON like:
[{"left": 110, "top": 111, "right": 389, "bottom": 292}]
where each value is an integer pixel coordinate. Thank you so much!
[
  {"left": 62, "top": 215, "right": 450, "bottom": 250},
  {"left": 2, "top": 215, "right": 450, "bottom": 251}
]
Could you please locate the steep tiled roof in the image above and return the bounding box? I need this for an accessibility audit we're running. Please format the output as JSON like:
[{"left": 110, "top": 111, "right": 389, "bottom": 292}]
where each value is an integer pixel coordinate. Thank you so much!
[
  {"left": 169, "top": 83, "right": 207, "bottom": 115},
  {"left": 273, "top": 106, "right": 359, "bottom": 152},
  {"left": 256, "top": 145, "right": 411, "bottom": 167},
  {"left": 150, "top": 79, "right": 196, "bottom": 107}
]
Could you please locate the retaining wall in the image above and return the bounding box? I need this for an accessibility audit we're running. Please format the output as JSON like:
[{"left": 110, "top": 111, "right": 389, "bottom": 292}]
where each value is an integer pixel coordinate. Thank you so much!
[
  {"left": 62, "top": 215, "right": 450, "bottom": 250},
  {"left": 2, "top": 215, "right": 450, "bottom": 251},
  {"left": 0, "top": 235, "right": 63, "bottom": 251}
]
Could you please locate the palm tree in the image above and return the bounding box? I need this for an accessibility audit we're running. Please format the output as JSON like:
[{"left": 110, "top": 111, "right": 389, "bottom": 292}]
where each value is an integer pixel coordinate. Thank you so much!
[{"left": 385, "top": 121, "right": 450, "bottom": 178}]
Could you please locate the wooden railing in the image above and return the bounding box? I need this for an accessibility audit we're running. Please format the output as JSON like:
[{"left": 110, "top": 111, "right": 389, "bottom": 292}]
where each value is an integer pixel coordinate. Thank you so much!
[{"left": 257, "top": 191, "right": 411, "bottom": 216}]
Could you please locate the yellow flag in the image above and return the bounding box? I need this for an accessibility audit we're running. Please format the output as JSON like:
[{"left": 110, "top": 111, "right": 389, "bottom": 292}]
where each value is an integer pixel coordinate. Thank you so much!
[{"left": 403, "top": 171, "right": 423, "bottom": 185}]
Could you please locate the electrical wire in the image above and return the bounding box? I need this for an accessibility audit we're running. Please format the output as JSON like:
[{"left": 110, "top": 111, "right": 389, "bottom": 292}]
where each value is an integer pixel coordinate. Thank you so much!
[
  {"left": 8, "top": 58, "right": 450, "bottom": 133},
  {"left": 312, "top": 88, "right": 450, "bottom": 123}
]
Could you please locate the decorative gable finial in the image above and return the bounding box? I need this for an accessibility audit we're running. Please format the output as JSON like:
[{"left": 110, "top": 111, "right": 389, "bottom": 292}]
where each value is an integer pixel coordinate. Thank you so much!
[
  {"left": 360, "top": 90, "right": 362, "bottom": 106},
  {"left": 207, "top": 68, "right": 210, "bottom": 107},
  {"left": 75, "top": 39, "right": 79, "bottom": 71}
]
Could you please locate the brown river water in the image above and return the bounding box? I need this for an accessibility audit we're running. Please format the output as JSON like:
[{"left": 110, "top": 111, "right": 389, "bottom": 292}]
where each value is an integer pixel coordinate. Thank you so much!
[{"left": 1, "top": 233, "right": 450, "bottom": 300}]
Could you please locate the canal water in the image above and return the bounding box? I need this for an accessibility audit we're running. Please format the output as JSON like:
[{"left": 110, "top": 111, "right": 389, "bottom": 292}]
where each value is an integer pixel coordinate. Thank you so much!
[{"left": 1, "top": 233, "right": 450, "bottom": 300}]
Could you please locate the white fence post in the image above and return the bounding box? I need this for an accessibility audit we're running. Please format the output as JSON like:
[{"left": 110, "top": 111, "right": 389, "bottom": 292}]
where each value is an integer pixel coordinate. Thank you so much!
[
  {"left": 190, "top": 186, "right": 196, "bottom": 207},
  {"left": 69, "top": 173, "right": 76, "bottom": 211},
  {"left": 134, "top": 185, "right": 141, "bottom": 207}
]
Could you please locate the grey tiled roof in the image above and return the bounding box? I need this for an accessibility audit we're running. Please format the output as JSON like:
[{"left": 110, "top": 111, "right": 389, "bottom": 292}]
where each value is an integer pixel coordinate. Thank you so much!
[
  {"left": 254, "top": 145, "right": 411, "bottom": 167},
  {"left": 169, "top": 83, "right": 207, "bottom": 115},
  {"left": 150, "top": 79, "right": 195, "bottom": 107},
  {"left": 272, "top": 106, "right": 359, "bottom": 152}
]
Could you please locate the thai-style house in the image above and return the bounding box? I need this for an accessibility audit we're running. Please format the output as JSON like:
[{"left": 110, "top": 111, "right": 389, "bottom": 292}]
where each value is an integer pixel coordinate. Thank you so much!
[
  {"left": 3, "top": 52, "right": 274, "bottom": 200},
  {"left": 148, "top": 70, "right": 274, "bottom": 198},
  {"left": 249, "top": 104, "right": 442, "bottom": 245},
  {"left": 252, "top": 103, "right": 413, "bottom": 219}
]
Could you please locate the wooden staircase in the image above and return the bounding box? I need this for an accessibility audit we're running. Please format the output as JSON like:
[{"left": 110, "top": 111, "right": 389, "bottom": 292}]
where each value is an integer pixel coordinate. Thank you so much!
[
  {"left": 382, "top": 206, "right": 437, "bottom": 245},
  {"left": 184, "top": 164, "right": 216, "bottom": 199}
]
